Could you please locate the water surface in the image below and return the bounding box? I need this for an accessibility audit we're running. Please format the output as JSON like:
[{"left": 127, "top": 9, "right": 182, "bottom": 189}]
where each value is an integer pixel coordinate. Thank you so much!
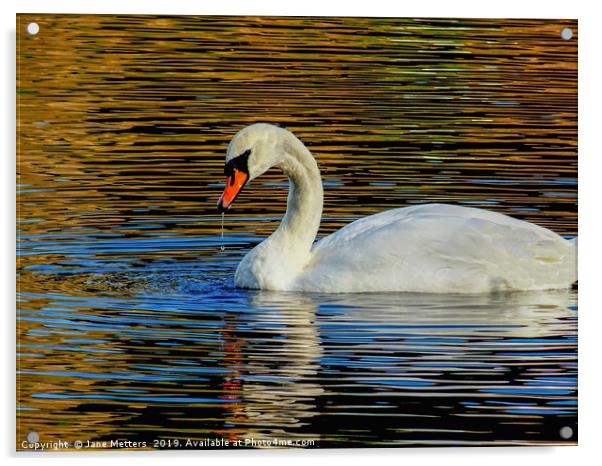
[{"left": 17, "top": 15, "right": 577, "bottom": 449}]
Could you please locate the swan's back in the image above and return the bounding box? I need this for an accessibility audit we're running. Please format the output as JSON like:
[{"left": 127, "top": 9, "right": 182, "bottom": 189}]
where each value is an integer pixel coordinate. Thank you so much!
[{"left": 298, "top": 204, "right": 576, "bottom": 293}]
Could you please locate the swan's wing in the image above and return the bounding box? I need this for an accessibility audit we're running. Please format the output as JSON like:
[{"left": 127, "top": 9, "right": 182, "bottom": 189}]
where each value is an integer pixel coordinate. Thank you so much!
[{"left": 302, "top": 204, "right": 575, "bottom": 293}]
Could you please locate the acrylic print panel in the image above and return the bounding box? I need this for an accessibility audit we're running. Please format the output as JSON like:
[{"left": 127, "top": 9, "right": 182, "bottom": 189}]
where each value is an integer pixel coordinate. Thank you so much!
[{"left": 16, "top": 14, "right": 577, "bottom": 450}]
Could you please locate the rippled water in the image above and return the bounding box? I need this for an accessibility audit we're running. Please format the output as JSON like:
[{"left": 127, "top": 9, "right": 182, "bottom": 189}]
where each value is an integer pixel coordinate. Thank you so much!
[{"left": 17, "top": 15, "right": 577, "bottom": 449}]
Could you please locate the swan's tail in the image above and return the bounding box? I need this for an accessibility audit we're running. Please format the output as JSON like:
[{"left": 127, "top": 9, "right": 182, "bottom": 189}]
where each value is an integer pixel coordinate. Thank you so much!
[{"left": 569, "top": 236, "right": 578, "bottom": 286}]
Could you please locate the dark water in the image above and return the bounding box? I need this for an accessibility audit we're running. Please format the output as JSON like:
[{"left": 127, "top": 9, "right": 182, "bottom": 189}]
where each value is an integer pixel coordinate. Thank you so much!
[{"left": 17, "top": 15, "right": 577, "bottom": 449}]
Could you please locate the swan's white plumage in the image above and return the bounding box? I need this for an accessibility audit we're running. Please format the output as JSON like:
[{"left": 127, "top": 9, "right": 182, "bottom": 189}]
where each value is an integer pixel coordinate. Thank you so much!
[
  {"left": 299, "top": 203, "right": 575, "bottom": 293},
  {"left": 225, "top": 124, "right": 576, "bottom": 293}
]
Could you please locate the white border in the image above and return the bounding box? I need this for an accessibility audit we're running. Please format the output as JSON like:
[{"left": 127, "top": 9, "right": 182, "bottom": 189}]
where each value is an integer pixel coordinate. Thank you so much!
[
  {"left": 4, "top": 1, "right": 600, "bottom": 465},
  {"left": 9, "top": 0, "right": 581, "bottom": 18}
]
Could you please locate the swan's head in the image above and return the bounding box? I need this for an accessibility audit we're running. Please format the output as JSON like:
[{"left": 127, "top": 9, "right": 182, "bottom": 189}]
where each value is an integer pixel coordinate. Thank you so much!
[{"left": 217, "top": 123, "right": 286, "bottom": 212}]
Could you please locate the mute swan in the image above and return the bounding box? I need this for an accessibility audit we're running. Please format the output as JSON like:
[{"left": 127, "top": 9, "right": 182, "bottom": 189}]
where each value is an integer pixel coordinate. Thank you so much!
[{"left": 217, "top": 123, "right": 577, "bottom": 293}]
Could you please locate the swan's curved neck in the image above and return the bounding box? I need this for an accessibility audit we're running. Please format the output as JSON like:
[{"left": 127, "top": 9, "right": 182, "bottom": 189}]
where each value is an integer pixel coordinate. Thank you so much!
[{"left": 270, "top": 133, "right": 323, "bottom": 258}]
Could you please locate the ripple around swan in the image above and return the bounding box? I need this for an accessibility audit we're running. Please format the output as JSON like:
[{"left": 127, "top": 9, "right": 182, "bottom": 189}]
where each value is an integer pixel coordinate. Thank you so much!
[{"left": 17, "top": 15, "right": 576, "bottom": 449}]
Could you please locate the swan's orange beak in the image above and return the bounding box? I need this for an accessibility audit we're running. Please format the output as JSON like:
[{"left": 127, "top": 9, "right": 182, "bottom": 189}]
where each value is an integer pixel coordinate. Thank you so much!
[{"left": 217, "top": 168, "right": 248, "bottom": 213}]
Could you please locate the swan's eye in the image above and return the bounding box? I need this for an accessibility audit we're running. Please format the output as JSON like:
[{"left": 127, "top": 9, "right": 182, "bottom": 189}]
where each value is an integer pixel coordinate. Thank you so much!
[
  {"left": 235, "top": 149, "right": 251, "bottom": 168},
  {"left": 224, "top": 149, "right": 251, "bottom": 176}
]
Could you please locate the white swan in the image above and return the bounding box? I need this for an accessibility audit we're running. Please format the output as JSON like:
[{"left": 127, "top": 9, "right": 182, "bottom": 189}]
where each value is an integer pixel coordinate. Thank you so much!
[{"left": 217, "top": 123, "right": 577, "bottom": 293}]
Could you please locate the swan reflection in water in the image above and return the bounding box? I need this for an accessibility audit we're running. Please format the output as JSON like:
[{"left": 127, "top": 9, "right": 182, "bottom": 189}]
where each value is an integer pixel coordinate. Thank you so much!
[
  {"left": 218, "top": 288, "right": 576, "bottom": 446},
  {"left": 219, "top": 291, "right": 323, "bottom": 445}
]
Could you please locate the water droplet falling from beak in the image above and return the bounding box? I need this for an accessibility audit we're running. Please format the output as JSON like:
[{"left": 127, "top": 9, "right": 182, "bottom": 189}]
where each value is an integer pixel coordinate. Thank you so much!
[{"left": 220, "top": 212, "right": 225, "bottom": 251}]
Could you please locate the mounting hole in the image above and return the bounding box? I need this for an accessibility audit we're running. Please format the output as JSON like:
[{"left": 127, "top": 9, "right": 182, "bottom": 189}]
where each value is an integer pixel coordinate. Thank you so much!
[
  {"left": 560, "top": 27, "right": 573, "bottom": 40},
  {"left": 26, "top": 431, "right": 39, "bottom": 443},
  {"left": 559, "top": 426, "right": 573, "bottom": 439},
  {"left": 26, "top": 22, "right": 39, "bottom": 35}
]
